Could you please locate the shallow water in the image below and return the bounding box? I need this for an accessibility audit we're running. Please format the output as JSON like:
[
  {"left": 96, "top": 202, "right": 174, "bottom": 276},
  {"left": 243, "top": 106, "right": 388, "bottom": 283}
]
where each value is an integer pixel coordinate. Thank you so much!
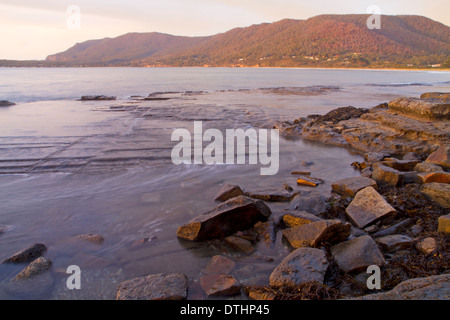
[{"left": 0, "top": 68, "right": 448, "bottom": 299}]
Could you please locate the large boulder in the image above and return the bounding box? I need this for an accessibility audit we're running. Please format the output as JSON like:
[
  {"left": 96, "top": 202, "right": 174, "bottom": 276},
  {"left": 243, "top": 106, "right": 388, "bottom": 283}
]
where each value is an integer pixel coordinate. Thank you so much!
[
  {"left": 331, "top": 176, "right": 378, "bottom": 197},
  {"left": 269, "top": 248, "right": 329, "bottom": 288},
  {"left": 282, "top": 219, "right": 350, "bottom": 248},
  {"left": 177, "top": 196, "right": 271, "bottom": 241},
  {"left": 425, "top": 145, "right": 450, "bottom": 169},
  {"left": 116, "top": 273, "right": 188, "bottom": 300},
  {"left": 331, "top": 235, "right": 385, "bottom": 273},
  {"left": 345, "top": 187, "right": 396, "bottom": 229},
  {"left": 422, "top": 183, "right": 450, "bottom": 208},
  {"left": 354, "top": 274, "right": 450, "bottom": 300}
]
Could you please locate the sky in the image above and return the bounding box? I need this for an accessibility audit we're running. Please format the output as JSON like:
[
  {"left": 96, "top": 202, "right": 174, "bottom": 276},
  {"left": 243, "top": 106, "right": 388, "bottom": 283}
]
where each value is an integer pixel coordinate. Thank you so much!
[{"left": 1, "top": 0, "right": 449, "bottom": 60}]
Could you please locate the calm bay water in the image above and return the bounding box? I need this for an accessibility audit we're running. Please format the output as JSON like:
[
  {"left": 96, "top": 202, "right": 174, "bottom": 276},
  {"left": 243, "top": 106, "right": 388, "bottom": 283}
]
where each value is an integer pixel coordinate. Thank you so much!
[{"left": 0, "top": 67, "right": 448, "bottom": 299}]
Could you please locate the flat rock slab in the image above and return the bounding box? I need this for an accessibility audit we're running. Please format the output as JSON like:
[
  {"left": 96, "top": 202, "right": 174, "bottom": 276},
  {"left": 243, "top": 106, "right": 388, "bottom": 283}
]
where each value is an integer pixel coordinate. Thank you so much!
[
  {"left": 388, "top": 97, "right": 450, "bottom": 120},
  {"left": 331, "top": 235, "right": 385, "bottom": 273},
  {"left": 418, "top": 172, "right": 450, "bottom": 184},
  {"left": 199, "top": 274, "right": 241, "bottom": 297},
  {"left": 282, "top": 219, "right": 350, "bottom": 248},
  {"left": 346, "top": 187, "right": 396, "bottom": 229},
  {"left": 245, "top": 188, "right": 296, "bottom": 202},
  {"left": 269, "top": 247, "right": 329, "bottom": 288},
  {"left": 289, "top": 191, "right": 328, "bottom": 215},
  {"left": 116, "top": 273, "right": 188, "bottom": 300},
  {"left": 214, "top": 184, "right": 245, "bottom": 202},
  {"left": 376, "top": 234, "right": 412, "bottom": 252},
  {"left": 381, "top": 159, "right": 421, "bottom": 171},
  {"left": 281, "top": 211, "right": 322, "bottom": 228},
  {"left": 422, "top": 183, "right": 450, "bottom": 209},
  {"left": 80, "top": 95, "right": 116, "bottom": 101},
  {"left": 438, "top": 214, "right": 450, "bottom": 234},
  {"left": 296, "top": 176, "right": 323, "bottom": 187},
  {"left": 2, "top": 243, "right": 47, "bottom": 264},
  {"left": 372, "top": 163, "right": 405, "bottom": 187},
  {"left": 331, "top": 176, "right": 378, "bottom": 197},
  {"left": 354, "top": 274, "right": 450, "bottom": 300},
  {"left": 14, "top": 257, "right": 52, "bottom": 280},
  {"left": 413, "top": 162, "right": 444, "bottom": 173},
  {"left": 177, "top": 195, "right": 271, "bottom": 241},
  {"left": 425, "top": 145, "right": 450, "bottom": 169}
]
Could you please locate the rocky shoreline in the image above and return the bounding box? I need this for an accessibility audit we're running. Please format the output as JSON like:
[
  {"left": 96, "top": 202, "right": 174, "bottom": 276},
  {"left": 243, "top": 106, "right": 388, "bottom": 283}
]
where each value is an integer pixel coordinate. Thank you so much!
[{"left": 1, "top": 92, "right": 449, "bottom": 300}]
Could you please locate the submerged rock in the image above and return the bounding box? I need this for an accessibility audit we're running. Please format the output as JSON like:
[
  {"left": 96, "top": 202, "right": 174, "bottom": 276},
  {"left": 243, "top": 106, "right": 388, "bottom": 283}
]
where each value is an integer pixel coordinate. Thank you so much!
[
  {"left": 345, "top": 187, "right": 396, "bottom": 229},
  {"left": 202, "top": 255, "right": 236, "bottom": 275},
  {"left": 2, "top": 243, "right": 47, "bottom": 264},
  {"left": 14, "top": 257, "right": 52, "bottom": 280},
  {"left": 177, "top": 195, "right": 271, "bottom": 241},
  {"left": 269, "top": 248, "right": 329, "bottom": 288},
  {"left": 75, "top": 234, "right": 105, "bottom": 245},
  {"left": 224, "top": 236, "right": 255, "bottom": 254},
  {"left": 80, "top": 95, "right": 116, "bottom": 101},
  {"left": 116, "top": 273, "right": 188, "bottom": 300}
]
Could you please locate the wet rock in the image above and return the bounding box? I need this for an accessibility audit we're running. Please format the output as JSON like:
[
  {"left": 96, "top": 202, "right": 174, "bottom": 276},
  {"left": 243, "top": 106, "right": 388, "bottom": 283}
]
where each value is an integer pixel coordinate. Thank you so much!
[
  {"left": 364, "top": 152, "right": 389, "bottom": 163},
  {"left": 331, "top": 235, "right": 385, "bottom": 273},
  {"left": 417, "top": 172, "right": 450, "bottom": 184},
  {"left": 289, "top": 191, "right": 328, "bottom": 215},
  {"left": 116, "top": 273, "right": 188, "bottom": 300},
  {"left": 331, "top": 176, "right": 378, "bottom": 197},
  {"left": 388, "top": 97, "right": 450, "bottom": 120},
  {"left": 372, "top": 163, "right": 405, "bottom": 187},
  {"left": 269, "top": 248, "right": 329, "bottom": 288},
  {"left": 245, "top": 188, "right": 296, "bottom": 202},
  {"left": 422, "top": 183, "right": 450, "bottom": 208},
  {"left": 438, "top": 213, "right": 450, "bottom": 233},
  {"left": 224, "top": 236, "right": 255, "bottom": 254},
  {"left": 248, "top": 289, "right": 277, "bottom": 300},
  {"left": 346, "top": 187, "right": 396, "bottom": 229},
  {"left": 413, "top": 162, "right": 444, "bottom": 173},
  {"left": 203, "top": 255, "right": 236, "bottom": 275},
  {"left": 177, "top": 196, "right": 271, "bottom": 241},
  {"left": 354, "top": 274, "right": 450, "bottom": 300},
  {"left": 80, "top": 95, "right": 116, "bottom": 101},
  {"left": 425, "top": 145, "right": 450, "bottom": 169},
  {"left": 75, "top": 234, "right": 105, "bottom": 245},
  {"left": 15, "top": 257, "right": 52, "bottom": 280},
  {"left": 381, "top": 159, "right": 421, "bottom": 171},
  {"left": 5, "top": 272, "right": 54, "bottom": 297},
  {"left": 301, "top": 161, "right": 314, "bottom": 166},
  {"left": 253, "top": 221, "right": 277, "bottom": 245},
  {"left": 373, "top": 218, "right": 413, "bottom": 238},
  {"left": 0, "top": 100, "right": 15, "bottom": 107},
  {"left": 282, "top": 219, "right": 351, "bottom": 249},
  {"left": 296, "top": 176, "right": 323, "bottom": 187},
  {"left": 360, "top": 167, "right": 373, "bottom": 178},
  {"left": 281, "top": 211, "right": 322, "bottom": 228},
  {"left": 290, "top": 171, "right": 311, "bottom": 175},
  {"left": 199, "top": 274, "right": 241, "bottom": 297},
  {"left": 376, "top": 234, "right": 412, "bottom": 252},
  {"left": 2, "top": 243, "right": 47, "bottom": 264},
  {"left": 415, "top": 237, "right": 437, "bottom": 255},
  {"left": 283, "top": 183, "right": 294, "bottom": 192},
  {"left": 214, "top": 184, "right": 245, "bottom": 202}
]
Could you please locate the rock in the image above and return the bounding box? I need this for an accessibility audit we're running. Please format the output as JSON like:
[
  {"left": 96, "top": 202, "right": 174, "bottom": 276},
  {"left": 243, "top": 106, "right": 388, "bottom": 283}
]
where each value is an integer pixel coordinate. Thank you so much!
[
  {"left": 290, "top": 171, "right": 311, "bottom": 175},
  {"left": 373, "top": 218, "right": 413, "bottom": 238},
  {"left": 245, "top": 188, "right": 296, "bottom": 202},
  {"left": 345, "top": 187, "right": 396, "bottom": 229},
  {"left": 296, "top": 176, "right": 323, "bottom": 187},
  {"left": 372, "top": 163, "right": 405, "bottom": 187},
  {"left": 381, "top": 159, "right": 421, "bottom": 171},
  {"left": 301, "top": 161, "right": 314, "bottom": 166},
  {"left": 331, "top": 176, "right": 378, "bottom": 197},
  {"left": 403, "top": 171, "right": 419, "bottom": 184},
  {"left": 388, "top": 97, "right": 450, "bottom": 120},
  {"left": 269, "top": 248, "right": 329, "bottom": 288},
  {"left": 199, "top": 274, "right": 241, "bottom": 297},
  {"left": 376, "top": 234, "right": 412, "bottom": 252},
  {"left": 80, "top": 95, "right": 116, "bottom": 101},
  {"left": 0, "top": 100, "right": 15, "bottom": 107},
  {"left": 283, "top": 183, "right": 294, "bottom": 192},
  {"left": 75, "top": 234, "right": 105, "bottom": 245},
  {"left": 364, "top": 152, "right": 389, "bottom": 163},
  {"left": 331, "top": 235, "right": 385, "bottom": 273},
  {"left": 116, "top": 273, "right": 188, "bottom": 300},
  {"left": 425, "top": 145, "right": 450, "bottom": 169},
  {"left": 360, "top": 167, "right": 373, "bottom": 178},
  {"left": 413, "top": 162, "right": 444, "bottom": 173},
  {"left": 415, "top": 237, "right": 437, "bottom": 255},
  {"left": 410, "top": 224, "right": 423, "bottom": 237},
  {"left": 248, "top": 289, "right": 277, "bottom": 300},
  {"left": 5, "top": 272, "right": 54, "bottom": 297},
  {"left": 214, "top": 184, "right": 245, "bottom": 202},
  {"left": 253, "top": 221, "right": 276, "bottom": 245},
  {"left": 402, "top": 152, "right": 420, "bottom": 161},
  {"left": 224, "top": 236, "right": 255, "bottom": 254},
  {"left": 203, "top": 255, "right": 236, "bottom": 275},
  {"left": 2, "top": 243, "right": 47, "bottom": 264},
  {"left": 289, "top": 191, "right": 328, "bottom": 215},
  {"left": 420, "top": 92, "right": 450, "bottom": 102},
  {"left": 438, "top": 213, "right": 450, "bottom": 233},
  {"left": 354, "top": 274, "right": 450, "bottom": 300},
  {"left": 177, "top": 196, "right": 271, "bottom": 241},
  {"left": 15, "top": 257, "right": 52, "bottom": 280},
  {"left": 417, "top": 172, "right": 450, "bottom": 184},
  {"left": 281, "top": 211, "right": 322, "bottom": 228},
  {"left": 422, "top": 183, "right": 450, "bottom": 208},
  {"left": 282, "top": 219, "right": 351, "bottom": 249}
]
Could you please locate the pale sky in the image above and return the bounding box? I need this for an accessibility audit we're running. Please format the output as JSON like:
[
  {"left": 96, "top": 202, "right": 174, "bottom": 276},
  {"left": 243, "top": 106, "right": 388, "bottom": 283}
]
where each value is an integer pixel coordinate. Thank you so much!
[{"left": 1, "top": 0, "right": 449, "bottom": 60}]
